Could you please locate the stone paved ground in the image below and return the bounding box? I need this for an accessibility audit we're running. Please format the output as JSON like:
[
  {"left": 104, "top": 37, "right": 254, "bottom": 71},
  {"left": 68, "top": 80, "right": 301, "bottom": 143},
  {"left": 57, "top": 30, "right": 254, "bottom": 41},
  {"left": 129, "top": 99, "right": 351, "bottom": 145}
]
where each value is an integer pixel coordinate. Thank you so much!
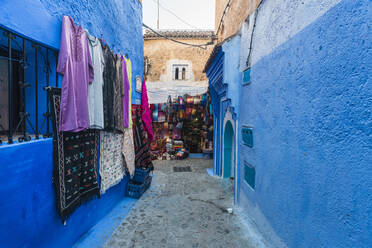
[{"left": 105, "top": 159, "right": 266, "bottom": 248}]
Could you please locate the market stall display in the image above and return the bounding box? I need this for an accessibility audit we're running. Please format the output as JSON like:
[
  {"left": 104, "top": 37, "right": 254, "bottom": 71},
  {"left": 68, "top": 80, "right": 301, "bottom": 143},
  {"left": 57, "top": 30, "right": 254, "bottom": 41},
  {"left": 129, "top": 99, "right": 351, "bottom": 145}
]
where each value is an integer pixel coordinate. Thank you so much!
[{"left": 149, "top": 92, "right": 213, "bottom": 160}]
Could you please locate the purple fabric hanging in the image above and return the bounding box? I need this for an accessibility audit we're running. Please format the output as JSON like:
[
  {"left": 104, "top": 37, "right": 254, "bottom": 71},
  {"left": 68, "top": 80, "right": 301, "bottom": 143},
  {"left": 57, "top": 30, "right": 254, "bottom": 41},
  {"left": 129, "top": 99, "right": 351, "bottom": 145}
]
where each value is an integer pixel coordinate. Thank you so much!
[
  {"left": 121, "top": 57, "right": 130, "bottom": 128},
  {"left": 57, "top": 16, "right": 94, "bottom": 132},
  {"left": 141, "top": 79, "right": 153, "bottom": 141}
]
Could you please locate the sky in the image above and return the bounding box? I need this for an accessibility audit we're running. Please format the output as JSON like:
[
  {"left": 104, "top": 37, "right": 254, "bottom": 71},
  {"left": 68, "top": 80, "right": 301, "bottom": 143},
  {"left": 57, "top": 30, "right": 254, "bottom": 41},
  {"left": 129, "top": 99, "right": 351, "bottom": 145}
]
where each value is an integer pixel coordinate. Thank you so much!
[{"left": 142, "top": 0, "right": 215, "bottom": 30}]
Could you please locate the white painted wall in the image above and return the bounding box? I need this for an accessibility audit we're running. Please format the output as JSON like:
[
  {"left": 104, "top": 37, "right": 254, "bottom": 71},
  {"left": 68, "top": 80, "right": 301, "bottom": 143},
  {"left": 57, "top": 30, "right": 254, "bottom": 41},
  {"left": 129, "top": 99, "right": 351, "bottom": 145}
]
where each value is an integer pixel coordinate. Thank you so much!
[{"left": 146, "top": 80, "right": 208, "bottom": 103}]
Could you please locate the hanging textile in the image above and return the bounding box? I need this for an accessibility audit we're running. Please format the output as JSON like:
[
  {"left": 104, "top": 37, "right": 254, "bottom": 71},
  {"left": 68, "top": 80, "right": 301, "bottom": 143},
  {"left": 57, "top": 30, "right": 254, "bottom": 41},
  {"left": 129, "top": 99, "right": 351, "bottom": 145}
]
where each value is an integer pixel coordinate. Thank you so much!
[
  {"left": 122, "top": 129, "right": 135, "bottom": 176},
  {"left": 86, "top": 31, "right": 104, "bottom": 129},
  {"left": 57, "top": 16, "right": 94, "bottom": 132},
  {"left": 101, "top": 42, "right": 115, "bottom": 131},
  {"left": 152, "top": 104, "right": 159, "bottom": 122},
  {"left": 48, "top": 88, "right": 100, "bottom": 222},
  {"left": 121, "top": 57, "right": 130, "bottom": 128},
  {"left": 124, "top": 57, "right": 133, "bottom": 128},
  {"left": 114, "top": 55, "right": 124, "bottom": 133},
  {"left": 141, "top": 79, "right": 153, "bottom": 141},
  {"left": 99, "top": 131, "right": 125, "bottom": 194},
  {"left": 119, "top": 57, "right": 134, "bottom": 176},
  {"left": 133, "top": 108, "right": 154, "bottom": 171}
]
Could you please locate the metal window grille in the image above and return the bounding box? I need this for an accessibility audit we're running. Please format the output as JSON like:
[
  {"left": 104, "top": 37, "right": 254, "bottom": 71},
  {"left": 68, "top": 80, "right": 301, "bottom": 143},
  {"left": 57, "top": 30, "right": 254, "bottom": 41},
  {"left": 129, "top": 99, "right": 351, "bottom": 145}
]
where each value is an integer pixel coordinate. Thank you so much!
[{"left": 0, "top": 26, "right": 59, "bottom": 145}]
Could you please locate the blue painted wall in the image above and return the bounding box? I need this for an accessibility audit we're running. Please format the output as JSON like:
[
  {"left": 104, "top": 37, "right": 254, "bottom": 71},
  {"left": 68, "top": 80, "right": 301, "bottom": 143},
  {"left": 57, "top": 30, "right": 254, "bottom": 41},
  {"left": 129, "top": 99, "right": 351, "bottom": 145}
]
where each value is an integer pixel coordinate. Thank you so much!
[
  {"left": 206, "top": 47, "right": 224, "bottom": 176},
  {"left": 238, "top": 0, "right": 371, "bottom": 247},
  {"left": 0, "top": 0, "right": 143, "bottom": 247},
  {"left": 221, "top": 35, "right": 242, "bottom": 118},
  {"left": 207, "top": 36, "right": 242, "bottom": 178},
  {"left": 0, "top": 139, "right": 130, "bottom": 247}
]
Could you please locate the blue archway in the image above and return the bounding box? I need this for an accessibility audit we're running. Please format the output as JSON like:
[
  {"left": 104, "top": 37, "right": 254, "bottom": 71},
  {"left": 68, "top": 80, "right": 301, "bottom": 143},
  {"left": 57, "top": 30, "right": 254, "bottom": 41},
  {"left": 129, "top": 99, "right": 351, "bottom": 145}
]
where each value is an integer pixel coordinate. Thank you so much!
[{"left": 223, "top": 121, "right": 234, "bottom": 179}]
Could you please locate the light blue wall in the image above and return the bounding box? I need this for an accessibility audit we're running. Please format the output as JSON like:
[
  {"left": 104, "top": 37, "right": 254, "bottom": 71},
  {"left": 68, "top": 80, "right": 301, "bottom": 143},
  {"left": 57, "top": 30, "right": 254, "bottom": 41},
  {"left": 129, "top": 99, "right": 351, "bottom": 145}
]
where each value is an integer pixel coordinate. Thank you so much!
[
  {"left": 222, "top": 35, "right": 242, "bottom": 118},
  {"left": 0, "top": 0, "right": 143, "bottom": 247},
  {"left": 238, "top": 0, "right": 371, "bottom": 247}
]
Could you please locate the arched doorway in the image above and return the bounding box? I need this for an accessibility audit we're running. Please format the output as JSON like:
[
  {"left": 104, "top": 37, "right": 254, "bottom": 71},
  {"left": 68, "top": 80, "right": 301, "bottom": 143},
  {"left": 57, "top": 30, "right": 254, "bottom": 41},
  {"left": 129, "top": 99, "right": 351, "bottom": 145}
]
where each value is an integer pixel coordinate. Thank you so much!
[{"left": 223, "top": 121, "right": 234, "bottom": 179}]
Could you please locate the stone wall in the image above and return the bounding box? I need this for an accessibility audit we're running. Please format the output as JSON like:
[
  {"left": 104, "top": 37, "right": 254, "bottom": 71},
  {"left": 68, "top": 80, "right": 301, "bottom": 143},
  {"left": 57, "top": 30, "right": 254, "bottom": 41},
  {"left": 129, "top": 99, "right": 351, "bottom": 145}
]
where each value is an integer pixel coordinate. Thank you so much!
[
  {"left": 144, "top": 39, "right": 213, "bottom": 83},
  {"left": 215, "top": 0, "right": 261, "bottom": 43}
]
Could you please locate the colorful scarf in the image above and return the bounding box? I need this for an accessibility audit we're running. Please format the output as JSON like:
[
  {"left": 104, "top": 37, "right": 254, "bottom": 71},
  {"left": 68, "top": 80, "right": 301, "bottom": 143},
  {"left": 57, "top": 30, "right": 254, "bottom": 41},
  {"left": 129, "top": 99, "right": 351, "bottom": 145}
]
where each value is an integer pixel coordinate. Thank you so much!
[
  {"left": 141, "top": 79, "right": 153, "bottom": 141},
  {"left": 99, "top": 131, "right": 125, "bottom": 194},
  {"left": 48, "top": 88, "right": 100, "bottom": 222},
  {"left": 133, "top": 109, "right": 154, "bottom": 171}
]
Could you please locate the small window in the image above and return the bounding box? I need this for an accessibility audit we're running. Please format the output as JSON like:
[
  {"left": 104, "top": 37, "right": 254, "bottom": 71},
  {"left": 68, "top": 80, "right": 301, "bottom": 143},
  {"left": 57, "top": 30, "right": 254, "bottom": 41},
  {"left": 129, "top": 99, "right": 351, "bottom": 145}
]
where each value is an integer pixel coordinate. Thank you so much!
[
  {"left": 173, "top": 64, "right": 188, "bottom": 81},
  {"left": 244, "top": 162, "right": 255, "bottom": 190},
  {"left": 243, "top": 68, "right": 251, "bottom": 85},
  {"left": 175, "top": 67, "right": 179, "bottom": 80},
  {"left": 0, "top": 47, "right": 22, "bottom": 136},
  {"left": 0, "top": 27, "right": 58, "bottom": 144},
  {"left": 242, "top": 126, "right": 253, "bottom": 147}
]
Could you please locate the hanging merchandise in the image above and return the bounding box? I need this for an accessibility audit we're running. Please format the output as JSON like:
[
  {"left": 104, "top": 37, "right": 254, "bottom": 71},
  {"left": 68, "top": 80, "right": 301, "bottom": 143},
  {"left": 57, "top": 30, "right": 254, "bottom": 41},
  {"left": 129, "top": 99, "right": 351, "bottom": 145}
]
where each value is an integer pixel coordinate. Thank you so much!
[
  {"left": 172, "top": 122, "right": 182, "bottom": 140},
  {"left": 141, "top": 78, "right": 154, "bottom": 141},
  {"left": 178, "top": 96, "right": 184, "bottom": 105},
  {"left": 124, "top": 57, "right": 133, "bottom": 129},
  {"left": 149, "top": 91, "right": 214, "bottom": 160},
  {"left": 101, "top": 42, "right": 116, "bottom": 131},
  {"left": 158, "top": 111, "right": 166, "bottom": 122},
  {"left": 166, "top": 95, "right": 172, "bottom": 119},
  {"left": 48, "top": 88, "right": 100, "bottom": 222},
  {"left": 122, "top": 129, "right": 136, "bottom": 176},
  {"left": 121, "top": 57, "right": 135, "bottom": 176},
  {"left": 86, "top": 31, "right": 105, "bottom": 129},
  {"left": 133, "top": 108, "right": 154, "bottom": 171},
  {"left": 57, "top": 16, "right": 94, "bottom": 132},
  {"left": 193, "top": 96, "right": 201, "bottom": 105},
  {"left": 186, "top": 96, "right": 193, "bottom": 105},
  {"left": 99, "top": 131, "right": 125, "bottom": 194},
  {"left": 160, "top": 103, "right": 166, "bottom": 112},
  {"left": 114, "top": 54, "right": 124, "bottom": 133},
  {"left": 121, "top": 57, "right": 130, "bottom": 128},
  {"left": 152, "top": 104, "right": 159, "bottom": 122}
]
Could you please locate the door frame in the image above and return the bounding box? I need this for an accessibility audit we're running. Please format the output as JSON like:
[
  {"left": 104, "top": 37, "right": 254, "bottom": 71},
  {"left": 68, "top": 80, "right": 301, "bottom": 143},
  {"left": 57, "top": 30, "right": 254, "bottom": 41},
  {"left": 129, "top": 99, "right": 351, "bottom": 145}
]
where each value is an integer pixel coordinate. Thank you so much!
[{"left": 222, "top": 109, "right": 236, "bottom": 180}]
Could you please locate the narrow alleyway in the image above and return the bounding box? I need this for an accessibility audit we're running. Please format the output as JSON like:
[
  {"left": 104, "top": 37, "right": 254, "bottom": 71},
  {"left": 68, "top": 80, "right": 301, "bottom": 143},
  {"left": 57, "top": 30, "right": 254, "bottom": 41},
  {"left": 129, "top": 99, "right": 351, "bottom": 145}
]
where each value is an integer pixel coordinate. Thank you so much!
[{"left": 104, "top": 159, "right": 261, "bottom": 248}]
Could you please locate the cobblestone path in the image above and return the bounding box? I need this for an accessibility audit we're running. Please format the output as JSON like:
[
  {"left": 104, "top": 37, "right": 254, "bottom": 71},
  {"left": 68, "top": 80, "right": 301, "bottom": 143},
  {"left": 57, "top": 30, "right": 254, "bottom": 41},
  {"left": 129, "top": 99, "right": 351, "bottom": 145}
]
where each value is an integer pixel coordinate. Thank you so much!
[{"left": 105, "top": 159, "right": 262, "bottom": 248}]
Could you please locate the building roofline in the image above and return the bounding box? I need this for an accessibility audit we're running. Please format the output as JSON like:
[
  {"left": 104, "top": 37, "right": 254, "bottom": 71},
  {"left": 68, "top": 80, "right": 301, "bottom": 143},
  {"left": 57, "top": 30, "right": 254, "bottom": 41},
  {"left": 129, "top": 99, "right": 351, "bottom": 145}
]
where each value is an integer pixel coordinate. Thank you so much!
[
  {"left": 203, "top": 43, "right": 223, "bottom": 73},
  {"left": 144, "top": 29, "right": 215, "bottom": 40}
]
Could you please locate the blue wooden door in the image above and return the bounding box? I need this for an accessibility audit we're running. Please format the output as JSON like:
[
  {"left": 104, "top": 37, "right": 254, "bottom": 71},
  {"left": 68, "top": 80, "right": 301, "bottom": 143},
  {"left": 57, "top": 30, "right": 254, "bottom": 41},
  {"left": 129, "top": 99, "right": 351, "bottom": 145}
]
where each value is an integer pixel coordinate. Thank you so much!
[{"left": 223, "top": 121, "right": 234, "bottom": 178}]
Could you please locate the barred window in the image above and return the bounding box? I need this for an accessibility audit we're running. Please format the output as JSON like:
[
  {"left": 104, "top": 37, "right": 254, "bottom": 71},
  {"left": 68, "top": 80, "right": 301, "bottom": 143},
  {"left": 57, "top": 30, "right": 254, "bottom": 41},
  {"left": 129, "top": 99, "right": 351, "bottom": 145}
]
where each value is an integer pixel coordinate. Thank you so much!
[{"left": 0, "top": 26, "right": 58, "bottom": 145}]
